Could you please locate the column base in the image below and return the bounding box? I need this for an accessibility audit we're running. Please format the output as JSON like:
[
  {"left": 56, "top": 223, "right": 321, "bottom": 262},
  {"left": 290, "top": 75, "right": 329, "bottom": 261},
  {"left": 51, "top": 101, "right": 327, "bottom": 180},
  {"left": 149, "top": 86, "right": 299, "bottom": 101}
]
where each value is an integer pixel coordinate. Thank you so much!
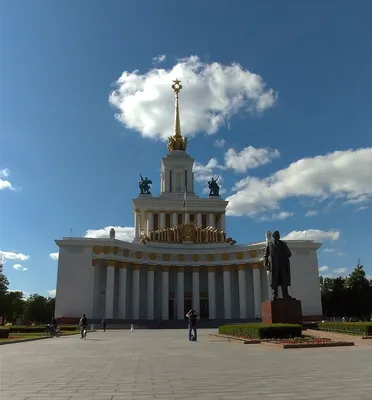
[{"left": 261, "top": 298, "right": 302, "bottom": 324}]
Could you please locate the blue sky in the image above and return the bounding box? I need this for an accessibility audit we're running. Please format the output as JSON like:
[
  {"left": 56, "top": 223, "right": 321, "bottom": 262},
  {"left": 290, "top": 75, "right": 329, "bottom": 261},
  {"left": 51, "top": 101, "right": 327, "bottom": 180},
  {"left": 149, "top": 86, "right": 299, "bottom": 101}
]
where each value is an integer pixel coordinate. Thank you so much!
[{"left": 1, "top": 0, "right": 371, "bottom": 296}]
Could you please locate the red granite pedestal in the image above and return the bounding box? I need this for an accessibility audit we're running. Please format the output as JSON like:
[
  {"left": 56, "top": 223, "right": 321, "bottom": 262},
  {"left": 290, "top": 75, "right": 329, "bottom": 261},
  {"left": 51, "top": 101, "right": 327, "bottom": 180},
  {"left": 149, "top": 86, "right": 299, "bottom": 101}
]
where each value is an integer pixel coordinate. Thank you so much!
[{"left": 261, "top": 298, "right": 303, "bottom": 324}]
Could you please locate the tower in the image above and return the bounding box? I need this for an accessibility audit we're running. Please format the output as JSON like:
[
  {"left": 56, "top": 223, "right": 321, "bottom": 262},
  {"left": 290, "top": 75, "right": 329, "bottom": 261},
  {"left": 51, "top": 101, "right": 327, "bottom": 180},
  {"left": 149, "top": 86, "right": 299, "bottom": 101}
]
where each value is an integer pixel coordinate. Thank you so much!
[
  {"left": 160, "top": 80, "right": 196, "bottom": 197},
  {"left": 132, "top": 80, "right": 228, "bottom": 241}
]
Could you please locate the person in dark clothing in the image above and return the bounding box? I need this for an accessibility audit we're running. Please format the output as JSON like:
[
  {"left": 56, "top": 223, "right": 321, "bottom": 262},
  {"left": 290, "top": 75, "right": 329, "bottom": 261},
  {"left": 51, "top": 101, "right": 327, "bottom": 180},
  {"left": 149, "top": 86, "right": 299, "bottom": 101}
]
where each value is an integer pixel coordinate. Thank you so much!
[
  {"left": 79, "top": 314, "right": 88, "bottom": 339},
  {"left": 101, "top": 319, "right": 107, "bottom": 332},
  {"left": 186, "top": 309, "right": 199, "bottom": 341}
]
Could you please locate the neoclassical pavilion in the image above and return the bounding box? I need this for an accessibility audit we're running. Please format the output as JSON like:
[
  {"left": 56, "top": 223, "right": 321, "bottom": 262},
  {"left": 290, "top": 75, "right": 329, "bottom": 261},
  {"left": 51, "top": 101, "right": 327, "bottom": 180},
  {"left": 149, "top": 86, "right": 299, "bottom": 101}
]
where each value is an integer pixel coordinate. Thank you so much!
[{"left": 54, "top": 81, "right": 323, "bottom": 322}]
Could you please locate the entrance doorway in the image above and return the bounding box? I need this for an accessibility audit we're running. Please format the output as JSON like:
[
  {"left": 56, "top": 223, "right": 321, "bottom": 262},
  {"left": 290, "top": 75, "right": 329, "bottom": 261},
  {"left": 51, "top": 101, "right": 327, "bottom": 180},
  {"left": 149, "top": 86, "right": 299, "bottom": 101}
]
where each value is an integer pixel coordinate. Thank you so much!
[
  {"left": 200, "top": 298, "right": 209, "bottom": 319},
  {"left": 168, "top": 299, "right": 174, "bottom": 320}
]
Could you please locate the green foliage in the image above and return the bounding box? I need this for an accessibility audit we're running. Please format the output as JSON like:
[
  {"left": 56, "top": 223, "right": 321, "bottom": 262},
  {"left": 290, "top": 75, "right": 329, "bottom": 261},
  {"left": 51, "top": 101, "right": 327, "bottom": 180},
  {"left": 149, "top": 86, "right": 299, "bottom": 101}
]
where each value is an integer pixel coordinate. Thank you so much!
[
  {"left": 320, "top": 264, "right": 372, "bottom": 319},
  {"left": 0, "top": 274, "right": 56, "bottom": 324},
  {"left": 23, "top": 295, "right": 55, "bottom": 324},
  {"left": 318, "top": 322, "right": 372, "bottom": 336},
  {"left": 219, "top": 323, "right": 302, "bottom": 339},
  {"left": 4, "top": 325, "right": 77, "bottom": 333}
]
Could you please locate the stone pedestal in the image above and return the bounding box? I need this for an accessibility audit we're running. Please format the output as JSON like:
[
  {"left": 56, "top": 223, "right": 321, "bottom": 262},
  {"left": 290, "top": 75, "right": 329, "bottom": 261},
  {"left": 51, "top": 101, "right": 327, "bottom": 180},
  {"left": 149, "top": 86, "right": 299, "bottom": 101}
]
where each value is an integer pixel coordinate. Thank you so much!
[{"left": 261, "top": 298, "right": 302, "bottom": 324}]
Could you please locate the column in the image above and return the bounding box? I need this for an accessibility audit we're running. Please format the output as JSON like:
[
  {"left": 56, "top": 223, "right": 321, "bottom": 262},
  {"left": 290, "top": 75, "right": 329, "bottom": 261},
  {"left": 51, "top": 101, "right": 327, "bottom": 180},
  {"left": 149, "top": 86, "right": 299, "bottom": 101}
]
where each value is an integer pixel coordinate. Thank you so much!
[
  {"left": 132, "top": 264, "right": 140, "bottom": 319},
  {"left": 134, "top": 211, "right": 141, "bottom": 239},
  {"left": 105, "top": 261, "right": 115, "bottom": 319},
  {"left": 172, "top": 213, "right": 178, "bottom": 227},
  {"left": 196, "top": 213, "right": 202, "bottom": 226},
  {"left": 160, "top": 212, "right": 166, "bottom": 229},
  {"left": 161, "top": 267, "right": 169, "bottom": 320},
  {"left": 192, "top": 267, "right": 200, "bottom": 314},
  {"left": 147, "top": 212, "right": 153, "bottom": 235},
  {"left": 238, "top": 264, "right": 247, "bottom": 319},
  {"left": 223, "top": 266, "right": 232, "bottom": 319},
  {"left": 118, "top": 263, "right": 127, "bottom": 319},
  {"left": 208, "top": 266, "right": 216, "bottom": 319},
  {"left": 220, "top": 213, "right": 226, "bottom": 231},
  {"left": 90, "top": 262, "right": 96, "bottom": 318},
  {"left": 176, "top": 267, "right": 184, "bottom": 319},
  {"left": 184, "top": 213, "right": 190, "bottom": 223},
  {"left": 147, "top": 266, "right": 155, "bottom": 319},
  {"left": 253, "top": 265, "right": 262, "bottom": 318},
  {"left": 208, "top": 213, "right": 214, "bottom": 228}
]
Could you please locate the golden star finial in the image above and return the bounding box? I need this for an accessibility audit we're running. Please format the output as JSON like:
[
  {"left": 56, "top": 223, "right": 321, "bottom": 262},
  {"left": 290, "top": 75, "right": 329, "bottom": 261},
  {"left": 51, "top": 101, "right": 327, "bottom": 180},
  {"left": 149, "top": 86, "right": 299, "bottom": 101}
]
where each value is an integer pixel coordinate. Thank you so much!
[{"left": 172, "top": 79, "right": 182, "bottom": 94}]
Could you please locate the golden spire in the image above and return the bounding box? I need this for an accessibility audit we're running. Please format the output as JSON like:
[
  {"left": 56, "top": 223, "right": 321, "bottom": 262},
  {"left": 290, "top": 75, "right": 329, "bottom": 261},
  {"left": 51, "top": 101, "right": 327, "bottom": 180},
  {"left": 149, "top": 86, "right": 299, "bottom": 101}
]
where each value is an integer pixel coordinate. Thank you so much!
[{"left": 168, "top": 79, "right": 187, "bottom": 152}]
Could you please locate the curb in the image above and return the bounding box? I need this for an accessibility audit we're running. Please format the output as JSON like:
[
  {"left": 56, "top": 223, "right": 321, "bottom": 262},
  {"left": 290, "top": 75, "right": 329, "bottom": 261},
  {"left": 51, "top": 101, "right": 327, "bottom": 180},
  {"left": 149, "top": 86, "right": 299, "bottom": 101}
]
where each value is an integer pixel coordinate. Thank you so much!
[
  {"left": 0, "top": 336, "right": 52, "bottom": 346},
  {"left": 209, "top": 334, "right": 261, "bottom": 344}
]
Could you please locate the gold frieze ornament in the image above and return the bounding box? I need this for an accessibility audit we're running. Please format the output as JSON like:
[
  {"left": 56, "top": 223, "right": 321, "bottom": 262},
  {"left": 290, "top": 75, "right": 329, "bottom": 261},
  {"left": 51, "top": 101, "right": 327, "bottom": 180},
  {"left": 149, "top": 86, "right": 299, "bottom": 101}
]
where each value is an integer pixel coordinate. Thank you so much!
[
  {"left": 140, "top": 221, "right": 236, "bottom": 245},
  {"left": 167, "top": 80, "right": 188, "bottom": 152}
]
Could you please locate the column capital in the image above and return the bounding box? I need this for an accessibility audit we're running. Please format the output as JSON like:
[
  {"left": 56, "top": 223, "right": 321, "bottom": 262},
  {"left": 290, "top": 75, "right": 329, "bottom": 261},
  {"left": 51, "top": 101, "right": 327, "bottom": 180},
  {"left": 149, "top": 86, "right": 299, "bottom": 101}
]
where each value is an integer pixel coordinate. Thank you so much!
[
  {"left": 133, "top": 264, "right": 141, "bottom": 270},
  {"left": 148, "top": 265, "right": 155, "bottom": 272},
  {"left": 117, "top": 262, "right": 128, "bottom": 269},
  {"left": 208, "top": 266, "right": 216, "bottom": 273},
  {"left": 177, "top": 266, "right": 184, "bottom": 273},
  {"left": 238, "top": 264, "right": 247, "bottom": 271},
  {"left": 162, "top": 266, "right": 170, "bottom": 272},
  {"left": 192, "top": 266, "right": 200, "bottom": 273},
  {"left": 223, "top": 265, "right": 231, "bottom": 272},
  {"left": 107, "top": 260, "right": 116, "bottom": 267},
  {"left": 251, "top": 262, "right": 262, "bottom": 270}
]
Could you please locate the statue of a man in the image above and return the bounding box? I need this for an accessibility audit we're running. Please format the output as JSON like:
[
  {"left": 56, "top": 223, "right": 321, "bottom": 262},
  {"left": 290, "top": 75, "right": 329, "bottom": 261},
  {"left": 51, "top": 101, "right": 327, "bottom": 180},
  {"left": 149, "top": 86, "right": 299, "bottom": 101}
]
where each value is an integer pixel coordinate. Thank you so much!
[
  {"left": 109, "top": 228, "right": 115, "bottom": 239},
  {"left": 263, "top": 230, "right": 292, "bottom": 300}
]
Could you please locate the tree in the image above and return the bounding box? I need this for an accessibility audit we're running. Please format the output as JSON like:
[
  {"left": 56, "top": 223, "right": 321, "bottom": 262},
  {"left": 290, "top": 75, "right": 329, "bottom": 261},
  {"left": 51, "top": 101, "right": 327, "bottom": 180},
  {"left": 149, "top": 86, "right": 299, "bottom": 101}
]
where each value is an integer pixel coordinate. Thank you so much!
[
  {"left": 320, "top": 264, "right": 372, "bottom": 320},
  {"left": 23, "top": 294, "right": 55, "bottom": 324},
  {"left": 345, "top": 264, "right": 372, "bottom": 320}
]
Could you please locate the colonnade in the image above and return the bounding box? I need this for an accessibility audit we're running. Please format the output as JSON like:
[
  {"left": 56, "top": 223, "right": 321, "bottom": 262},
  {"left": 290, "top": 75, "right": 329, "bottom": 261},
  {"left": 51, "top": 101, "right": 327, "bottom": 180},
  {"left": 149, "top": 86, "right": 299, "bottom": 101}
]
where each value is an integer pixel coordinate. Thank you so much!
[
  {"left": 134, "top": 211, "right": 226, "bottom": 239},
  {"left": 96, "top": 262, "right": 264, "bottom": 320}
]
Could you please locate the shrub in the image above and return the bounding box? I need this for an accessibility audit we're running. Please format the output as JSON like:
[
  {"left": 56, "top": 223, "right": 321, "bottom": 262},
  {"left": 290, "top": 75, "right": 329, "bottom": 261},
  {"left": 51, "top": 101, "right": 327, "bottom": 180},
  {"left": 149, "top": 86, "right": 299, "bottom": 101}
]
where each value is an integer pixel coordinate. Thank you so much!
[
  {"left": 6, "top": 325, "right": 78, "bottom": 333},
  {"left": 0, "top": 329, "right": 10, "bottom": 339},
  {"left": 219, "top": 323, "right": 302, "bottom": 339},
  {"left": 318, "top": 322, "right": 372, "bottom": 336}
]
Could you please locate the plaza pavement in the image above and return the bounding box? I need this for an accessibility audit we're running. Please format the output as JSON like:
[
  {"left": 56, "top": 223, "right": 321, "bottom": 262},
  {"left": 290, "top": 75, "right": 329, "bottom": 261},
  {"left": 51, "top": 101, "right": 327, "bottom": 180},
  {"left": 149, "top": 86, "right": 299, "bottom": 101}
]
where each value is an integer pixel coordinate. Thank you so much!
[{"left": 1, "top": 328, "right": 372, "bottom": 400}]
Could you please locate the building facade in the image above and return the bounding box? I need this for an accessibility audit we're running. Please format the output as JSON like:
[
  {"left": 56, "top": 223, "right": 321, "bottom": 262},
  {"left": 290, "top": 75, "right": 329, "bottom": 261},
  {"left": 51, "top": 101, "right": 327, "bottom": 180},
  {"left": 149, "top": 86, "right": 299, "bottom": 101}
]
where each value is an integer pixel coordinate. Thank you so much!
[{"left": 54, "top": 81, "right": 323, "bottom": 321}]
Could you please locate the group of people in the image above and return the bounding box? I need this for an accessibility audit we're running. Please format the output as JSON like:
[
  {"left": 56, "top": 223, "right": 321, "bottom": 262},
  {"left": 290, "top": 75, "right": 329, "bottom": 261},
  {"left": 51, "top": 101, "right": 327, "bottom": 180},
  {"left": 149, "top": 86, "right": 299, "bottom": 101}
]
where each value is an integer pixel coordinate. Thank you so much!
[{"left": 76, "top": 309, "right": 199, "bottom": 341}]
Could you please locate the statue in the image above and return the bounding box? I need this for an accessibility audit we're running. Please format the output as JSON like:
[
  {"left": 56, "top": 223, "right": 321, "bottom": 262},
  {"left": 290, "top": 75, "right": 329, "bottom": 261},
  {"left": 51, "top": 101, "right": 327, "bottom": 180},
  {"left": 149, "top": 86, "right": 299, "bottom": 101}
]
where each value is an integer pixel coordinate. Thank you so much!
[
  {"left": 109, "top": 228, "right": 115, "bottom": 239},
  {"left": 139, "top": 174, "right": 152, "bottom": 195},
  {"left": 208, "top": 176, "right": 220, "bottom": 196},
  {"left": 263, "top": 230, "right": 292, "bottom": 300}
]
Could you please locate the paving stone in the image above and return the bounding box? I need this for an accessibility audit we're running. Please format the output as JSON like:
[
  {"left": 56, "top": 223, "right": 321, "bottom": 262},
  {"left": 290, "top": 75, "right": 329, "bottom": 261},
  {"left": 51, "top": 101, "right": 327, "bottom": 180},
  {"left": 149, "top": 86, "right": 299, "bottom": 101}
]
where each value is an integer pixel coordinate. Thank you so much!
[{"left": 1, "top": 329, "right": 372, "bottom": 399}]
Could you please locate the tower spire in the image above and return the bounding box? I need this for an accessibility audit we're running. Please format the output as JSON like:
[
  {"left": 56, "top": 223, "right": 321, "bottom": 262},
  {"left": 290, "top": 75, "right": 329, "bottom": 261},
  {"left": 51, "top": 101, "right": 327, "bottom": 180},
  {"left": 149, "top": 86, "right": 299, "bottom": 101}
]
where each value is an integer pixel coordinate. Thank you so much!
[{"left": 167, "top": 80, "right": 187, "bottom": 152}]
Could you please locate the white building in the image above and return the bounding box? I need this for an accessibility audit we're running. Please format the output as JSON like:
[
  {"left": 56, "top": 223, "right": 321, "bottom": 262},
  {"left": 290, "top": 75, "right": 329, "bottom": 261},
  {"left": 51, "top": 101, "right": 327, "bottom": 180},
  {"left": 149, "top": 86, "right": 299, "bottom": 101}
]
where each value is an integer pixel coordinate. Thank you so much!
[{"left": 54, "top": 81, "right": 323, "bottom": 322}]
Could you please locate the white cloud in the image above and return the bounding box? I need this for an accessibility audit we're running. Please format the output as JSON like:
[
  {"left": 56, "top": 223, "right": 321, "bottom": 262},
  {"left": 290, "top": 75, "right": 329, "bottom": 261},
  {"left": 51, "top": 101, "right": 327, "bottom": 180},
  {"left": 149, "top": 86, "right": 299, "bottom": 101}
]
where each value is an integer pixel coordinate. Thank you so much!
[
  {"left": 49, "top": 252, "right": 59, "bottom": 260},
  {"left": 13, "top": 264, "right": 27, "bottom": 272},
  {"left": 282, "top": 229, "right": 340, "bottom": 241},
  {"left": 214, "top": 138, "right": 226, "bottom": 148},
  {"left": 0, "top": 250, "right": 30, "bottom": 262},
  {"left": 48, "top": 289, "right": 56, "bottom": 297},
  {"left": 85, "top": 226, "right": 135, "bottom": 242},
  {"left": 109, "top": 55, "right": 277, "bottom": 140},
  {"left": 152, "top": 54, "right": 166, "bottom": 64},
  {"left": 319, "top": 266, "right": 329, "bottom": 273},
  {"left": 323, "top": 248, "right": 335, "bottom": 253},
  {"left": 224, "top": 146, "right": 280, "bottom": 173},
  {"left": 0, "top": 168, "right": 13, "bottom": 190},
  {"left": 333, "top": 267, "right": 347, "bottom": 275},
  {"left": 260, "top": 211, "right": 294, "bottom": 221},
  {"left": 305, "top": 210, "right": 319, "bottom": 217},
  {"left": 193, "top": 158, "right": 224, "bottom": 183},
  {"left": 226, "top": 147, "right": 372, "bottom": 216}
]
